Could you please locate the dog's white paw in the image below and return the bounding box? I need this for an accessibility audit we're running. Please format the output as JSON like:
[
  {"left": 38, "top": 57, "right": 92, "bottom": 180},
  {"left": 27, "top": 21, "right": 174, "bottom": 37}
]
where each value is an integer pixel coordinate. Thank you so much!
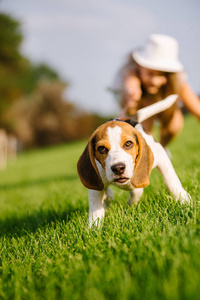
[
  {"left": 127, "top": 188, "right": 143, "bottom": 206},
  {"left": 179, "top": 190, "right": 192, "bottom": 205}
]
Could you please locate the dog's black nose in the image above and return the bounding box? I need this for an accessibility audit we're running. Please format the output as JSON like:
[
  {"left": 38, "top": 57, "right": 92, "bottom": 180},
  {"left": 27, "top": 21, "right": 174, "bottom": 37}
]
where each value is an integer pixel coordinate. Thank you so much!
[{"left": 111, "top": 163, "right": 126, "bottom": 175}]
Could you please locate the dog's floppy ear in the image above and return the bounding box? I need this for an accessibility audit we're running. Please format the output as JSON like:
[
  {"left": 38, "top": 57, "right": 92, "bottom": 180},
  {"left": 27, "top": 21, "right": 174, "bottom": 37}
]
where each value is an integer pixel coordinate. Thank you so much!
[
  {"left": 131, "top": 131, "right": 154, "bottom": 188},
  {"left": 77, "top": 134, "right": 104, "bottom": 191}
]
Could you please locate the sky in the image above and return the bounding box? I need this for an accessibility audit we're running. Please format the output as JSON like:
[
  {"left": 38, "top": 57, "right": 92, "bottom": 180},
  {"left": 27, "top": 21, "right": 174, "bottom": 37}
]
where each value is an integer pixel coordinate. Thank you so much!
[{"left": 1, "top": 0, "right": 200, "bottom": 116}]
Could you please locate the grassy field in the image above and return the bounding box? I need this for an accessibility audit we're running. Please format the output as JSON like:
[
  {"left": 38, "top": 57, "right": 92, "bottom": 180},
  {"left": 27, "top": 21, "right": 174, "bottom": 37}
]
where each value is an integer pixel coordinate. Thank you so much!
[{"left": 0, "top": 115, "right": 200, "bottom": 300}]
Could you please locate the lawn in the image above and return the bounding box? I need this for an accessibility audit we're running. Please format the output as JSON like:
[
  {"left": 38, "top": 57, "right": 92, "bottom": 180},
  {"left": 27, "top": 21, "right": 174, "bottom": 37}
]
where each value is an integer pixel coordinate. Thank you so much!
[{"left": 0, "top": 115, "right": 200, "bottom": 300}]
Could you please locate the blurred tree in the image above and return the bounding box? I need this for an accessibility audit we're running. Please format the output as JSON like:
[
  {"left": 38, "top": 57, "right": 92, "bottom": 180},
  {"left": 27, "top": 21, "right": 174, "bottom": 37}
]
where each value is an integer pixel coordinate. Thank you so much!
[
  {"left": 7, "top": 81, "right": 106, "bottom": 148},
  {"left": 0, "top": 13, "right": 23, "bottom": 65},
  {"left": 0, "top": 13, "right": 107, "bottom": 148},
  {"left": 0, "top": 13, "right": 63, "bottom": 126},
  {"left": 0, "top": 13, "right": 28, "bottom": 120},
  {"left": 19, "top": 63, "right": 61, "bottom": 94}
]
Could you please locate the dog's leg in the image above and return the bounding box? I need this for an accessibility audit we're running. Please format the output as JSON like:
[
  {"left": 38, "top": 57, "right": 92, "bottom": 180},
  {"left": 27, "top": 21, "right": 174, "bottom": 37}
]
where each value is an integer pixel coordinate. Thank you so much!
[
  {"left": 136, "top": 126, "right": 191, "bottom": 203},
  {"left": 128, "top": 188, "right": 144, "bottom": 206},
  {"left": 88, "top": 189, "right": 106, "bottom": 227},
  {"left": 105, "top": 187, "right": 114, "bottom": 201},
  {"left": 103, "top": 187, "right": 114, "bottom": 209},
  {"left": 154, "top": 144, "right": 191, "bottom": 203}
]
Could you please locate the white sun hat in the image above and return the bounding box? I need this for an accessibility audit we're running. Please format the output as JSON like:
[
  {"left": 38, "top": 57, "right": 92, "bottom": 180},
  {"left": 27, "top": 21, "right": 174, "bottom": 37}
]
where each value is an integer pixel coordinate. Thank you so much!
[{"left": 132, "top": 34, "right": 184, "bottom": 72}]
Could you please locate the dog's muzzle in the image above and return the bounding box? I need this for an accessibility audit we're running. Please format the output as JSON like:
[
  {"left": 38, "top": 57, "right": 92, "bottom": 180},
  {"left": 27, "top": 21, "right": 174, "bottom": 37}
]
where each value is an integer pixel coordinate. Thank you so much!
[{"left": 111, "top": 163, "right": 126, "bottom": 175}]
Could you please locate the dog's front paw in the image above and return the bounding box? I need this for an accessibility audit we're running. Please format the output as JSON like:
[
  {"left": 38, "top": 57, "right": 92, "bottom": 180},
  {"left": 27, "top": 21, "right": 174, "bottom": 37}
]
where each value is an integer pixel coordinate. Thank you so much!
[
  {"left": 179, "top": 190, "right": 192, "bottom": 205},
  {"left": 127, "top": 188, "right": 144, "bottom": 206},
  {"left": 89, "top": 217, "right": 104, "bottom": 228}
]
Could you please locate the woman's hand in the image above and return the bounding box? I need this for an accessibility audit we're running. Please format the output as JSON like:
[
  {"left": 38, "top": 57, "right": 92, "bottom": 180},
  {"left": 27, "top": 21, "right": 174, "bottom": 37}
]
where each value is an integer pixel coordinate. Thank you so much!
[
  {"left": 120, "top": 75, "right": 142, "bottom": 116},
  {"left": 179, "top": 82, "right": 200, "bottom": 120}
]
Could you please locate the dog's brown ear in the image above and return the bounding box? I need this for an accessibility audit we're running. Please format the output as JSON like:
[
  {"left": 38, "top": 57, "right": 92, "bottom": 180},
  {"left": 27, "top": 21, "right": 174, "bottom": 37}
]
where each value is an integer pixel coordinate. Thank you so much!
[
  {"left": 131, "top": 131, "right": 154, "bottom": 188},
  {"left": 77, "top": 135, "right": 104, "bottom": 191}
]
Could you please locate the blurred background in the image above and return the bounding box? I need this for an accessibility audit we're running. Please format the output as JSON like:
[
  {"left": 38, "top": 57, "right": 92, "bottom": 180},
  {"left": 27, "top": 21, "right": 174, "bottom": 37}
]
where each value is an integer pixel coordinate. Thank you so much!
[{"left": 0, "top": 0, "right": 200, "bottom": 152}]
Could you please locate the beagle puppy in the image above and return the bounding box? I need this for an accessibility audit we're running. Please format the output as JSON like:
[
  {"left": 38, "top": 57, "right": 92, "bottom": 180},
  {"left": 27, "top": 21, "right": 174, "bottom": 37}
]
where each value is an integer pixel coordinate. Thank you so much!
[{"left": 77, "top": 95, "right": 191, "bottom": 227}]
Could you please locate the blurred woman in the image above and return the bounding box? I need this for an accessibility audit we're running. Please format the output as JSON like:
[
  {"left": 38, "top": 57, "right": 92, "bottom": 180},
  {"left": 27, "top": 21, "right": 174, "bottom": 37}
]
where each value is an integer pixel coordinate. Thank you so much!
[{"left": 112, "top": 34, "right": 200, "bottom": 147}]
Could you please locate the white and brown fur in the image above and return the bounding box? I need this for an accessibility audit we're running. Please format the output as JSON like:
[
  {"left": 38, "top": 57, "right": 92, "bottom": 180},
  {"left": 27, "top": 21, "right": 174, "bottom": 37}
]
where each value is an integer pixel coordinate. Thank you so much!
[{"left": 77, "top": 95, "right": 191, "bottom": 227}]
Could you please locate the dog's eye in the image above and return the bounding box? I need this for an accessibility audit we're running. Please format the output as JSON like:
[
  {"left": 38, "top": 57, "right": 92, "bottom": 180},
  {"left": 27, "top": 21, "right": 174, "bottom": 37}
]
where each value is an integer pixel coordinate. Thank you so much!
[
  {"left": 97, "top": 146, "right": 108, "bottom": 154},
  {"left": 124, "top": 140, "right": 133, "bottom": 149}
]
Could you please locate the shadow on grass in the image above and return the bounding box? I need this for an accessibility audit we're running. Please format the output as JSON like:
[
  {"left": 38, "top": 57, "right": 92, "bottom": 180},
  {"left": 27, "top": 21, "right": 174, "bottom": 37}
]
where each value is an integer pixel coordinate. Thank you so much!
[
  {"left": 0, "top": 173, "right": 87, "bottom": 237},
  {"left": 0, "top": 174, "right": 78, "bottom": 190},
  {"left": 0, "top": 202, "right": 87, "bottom": 237}
]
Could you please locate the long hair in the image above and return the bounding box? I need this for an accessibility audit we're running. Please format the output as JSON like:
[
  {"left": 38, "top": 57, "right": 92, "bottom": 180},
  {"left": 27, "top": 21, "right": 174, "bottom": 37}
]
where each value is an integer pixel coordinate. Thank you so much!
[
  {"left": 115, "top": 53, "right": 184, "bottom": 118},
  {"left": 122, "top": 53, "right": 183, "bottom": 98}
]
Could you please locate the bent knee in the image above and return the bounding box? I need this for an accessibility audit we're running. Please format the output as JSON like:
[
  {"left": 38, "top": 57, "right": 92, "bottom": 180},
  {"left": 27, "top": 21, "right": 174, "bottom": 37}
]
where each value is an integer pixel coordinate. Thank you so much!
[{"left": 162, "top": 110, "right": 184, "bottom": 135}]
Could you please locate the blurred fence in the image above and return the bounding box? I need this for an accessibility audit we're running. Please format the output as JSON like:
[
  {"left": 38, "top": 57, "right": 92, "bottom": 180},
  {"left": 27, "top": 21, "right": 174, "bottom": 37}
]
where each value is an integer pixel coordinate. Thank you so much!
[{"left": 0, "top": 129, "right": 17, "bottom": 169}]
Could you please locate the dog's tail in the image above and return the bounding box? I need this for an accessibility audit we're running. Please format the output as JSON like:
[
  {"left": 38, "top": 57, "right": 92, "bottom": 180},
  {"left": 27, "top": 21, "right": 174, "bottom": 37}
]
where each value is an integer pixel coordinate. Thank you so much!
[{"left": 133, "top": 94, "right": 178, "bottom": 123}]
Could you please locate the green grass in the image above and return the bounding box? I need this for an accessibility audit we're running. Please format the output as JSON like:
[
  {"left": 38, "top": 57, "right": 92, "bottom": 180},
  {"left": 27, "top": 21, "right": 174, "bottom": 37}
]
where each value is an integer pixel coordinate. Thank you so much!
[{"left": 0, "top": 115, "right": 200, "bottom": 300}]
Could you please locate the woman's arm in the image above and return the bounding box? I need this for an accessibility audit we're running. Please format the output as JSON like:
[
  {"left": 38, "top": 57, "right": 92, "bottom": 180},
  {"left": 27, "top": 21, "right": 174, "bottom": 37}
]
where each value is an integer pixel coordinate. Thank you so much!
[
  {"left": 179, "top": 82, "right": 200, "bottom": 119},
  {"left": 118, "top": 74, "right": 142, "bottom": 117}
]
